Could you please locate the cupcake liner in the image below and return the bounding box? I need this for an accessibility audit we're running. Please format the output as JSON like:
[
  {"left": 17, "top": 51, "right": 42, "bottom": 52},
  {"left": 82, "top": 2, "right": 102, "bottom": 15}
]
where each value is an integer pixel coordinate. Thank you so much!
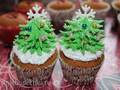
[
  {"left": 60, "top": 58, "right": 103, "bottom": 86},
  {"left": 13, "top": 59, "right": 56, "bottom": 87}
]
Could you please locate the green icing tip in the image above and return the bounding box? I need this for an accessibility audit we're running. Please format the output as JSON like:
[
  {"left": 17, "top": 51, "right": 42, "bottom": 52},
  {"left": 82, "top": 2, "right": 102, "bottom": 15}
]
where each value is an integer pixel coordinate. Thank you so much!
[
  {"left": 14, "top": 5, "right": 56, "bottom": 54},
  {"left": 61, "top": 5, "right": 104, "bottom": 54}
]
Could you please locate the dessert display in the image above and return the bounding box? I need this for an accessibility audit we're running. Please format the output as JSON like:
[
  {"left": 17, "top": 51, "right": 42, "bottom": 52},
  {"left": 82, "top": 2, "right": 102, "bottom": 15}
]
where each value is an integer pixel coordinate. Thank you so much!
[
  {"left": 46, "top": 0, "right": 76, "bottom": 34},
  {"left": 112, "top": 0, "right": 120, "bottom": 11},
  {"left": 15, "top": 0, "right": 44, "bottom": 14},
  {"left": 60, "top": 5, "right": 104, "bottom": 85},
  {"left": 82, "top": 0, "right": 110, "bottom": 19},
  {"left": 10, "top": 5, "right": 57, "bottom": 86},
  {"left": 0, "top": 12, "right": 27, "bottom": 45}
]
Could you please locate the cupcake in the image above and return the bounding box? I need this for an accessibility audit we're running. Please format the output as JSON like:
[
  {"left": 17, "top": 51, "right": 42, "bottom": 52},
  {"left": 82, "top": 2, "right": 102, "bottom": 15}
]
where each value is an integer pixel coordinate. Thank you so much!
[
  {"left": 15, "top": 0, "right": 44, "bottom": 14},
  {"left": 46, "top": 0, "right": 76, "bottom": 34},
  {"left": 0, "top": 12, "right": 27, "bottom": 45},
  {"left": 82, "top": 0, "right": 110, "bottom": 19},
  {"left": 60, "top": 5, "right": 104, "bottom": 85},
  {"left": 10, "top": 5, "right": 57, "bottom": 86}
]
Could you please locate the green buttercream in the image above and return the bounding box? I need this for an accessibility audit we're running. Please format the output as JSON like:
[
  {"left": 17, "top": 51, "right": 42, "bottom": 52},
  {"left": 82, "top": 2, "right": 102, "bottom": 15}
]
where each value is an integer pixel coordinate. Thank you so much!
[
  {"left": 14, "top": 17, "right": 56, "bottom": 55},
  {"left": 60, "top": 17, "right": 104, "bottom": 54}
]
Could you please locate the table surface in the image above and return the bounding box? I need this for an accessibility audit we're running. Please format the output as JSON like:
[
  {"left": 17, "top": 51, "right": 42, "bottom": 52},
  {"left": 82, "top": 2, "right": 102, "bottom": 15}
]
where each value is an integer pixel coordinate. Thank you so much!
[{"left": 0, "top": 18, "right": 120, "bottom": 90}]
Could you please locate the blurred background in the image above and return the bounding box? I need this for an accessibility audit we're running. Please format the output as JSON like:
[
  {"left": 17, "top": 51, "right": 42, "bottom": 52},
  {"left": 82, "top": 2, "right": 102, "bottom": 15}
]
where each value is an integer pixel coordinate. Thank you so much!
[{"left": 0, "top": 0, "right": 119, "bottom": 46}]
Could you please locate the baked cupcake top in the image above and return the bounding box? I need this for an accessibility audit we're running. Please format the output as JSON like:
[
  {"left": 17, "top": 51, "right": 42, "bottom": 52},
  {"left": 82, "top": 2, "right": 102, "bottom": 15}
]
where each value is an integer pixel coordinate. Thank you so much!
[
  {"left": 60, "top": 5, "right": 104, "bottom": 61},
  {"left": 0, "top": 12, "right": 26, "bottom": 27},
  {"left": 12, "top": 5, "right": 56, "bottom": 64}
]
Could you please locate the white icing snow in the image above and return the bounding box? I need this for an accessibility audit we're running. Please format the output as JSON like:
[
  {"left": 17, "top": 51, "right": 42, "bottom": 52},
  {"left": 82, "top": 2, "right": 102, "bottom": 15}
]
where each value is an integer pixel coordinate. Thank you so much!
[
  {"left": 61, "top": 46, "right": 103, "bottom": 61},
  {"left": 11, "top": 45, "right": 56, "bottom": 65}
]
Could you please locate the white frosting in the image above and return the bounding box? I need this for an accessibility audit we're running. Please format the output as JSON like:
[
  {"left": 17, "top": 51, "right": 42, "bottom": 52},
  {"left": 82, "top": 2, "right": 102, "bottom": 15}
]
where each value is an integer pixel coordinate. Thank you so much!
[
  {"left": 11, "top": 45, "right": 56, "bottom": 65},
  {"left": 61, "top": 46, "right": 103, "bottom": 61}
]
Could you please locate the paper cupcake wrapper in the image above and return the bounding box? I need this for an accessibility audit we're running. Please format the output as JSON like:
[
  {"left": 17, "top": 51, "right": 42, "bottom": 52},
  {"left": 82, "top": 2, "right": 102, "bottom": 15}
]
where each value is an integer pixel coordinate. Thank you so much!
[
  {"left": 60, "top": 59, "right": 103, "bottom": 86},
  {"left": 13, "top": 60, "right": 56, "bottom": 87}
]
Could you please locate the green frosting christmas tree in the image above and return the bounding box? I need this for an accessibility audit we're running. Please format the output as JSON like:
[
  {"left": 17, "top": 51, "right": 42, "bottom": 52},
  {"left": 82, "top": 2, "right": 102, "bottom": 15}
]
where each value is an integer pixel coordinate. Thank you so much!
[
  {"left": 60, "top": 5, "right": 104, "bottom": 54},
  {"left": 14, "top": 5, "right": 56, "bottom": 55}
]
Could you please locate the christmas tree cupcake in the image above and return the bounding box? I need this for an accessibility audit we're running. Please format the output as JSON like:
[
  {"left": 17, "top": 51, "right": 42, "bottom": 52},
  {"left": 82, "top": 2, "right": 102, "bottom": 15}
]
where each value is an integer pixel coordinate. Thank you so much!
[
  {"left": 10, "top": 5, "right": 57, "bottom": 86},
  {"left": 60, "top": 5, "right": 104, "bottom": 85}
]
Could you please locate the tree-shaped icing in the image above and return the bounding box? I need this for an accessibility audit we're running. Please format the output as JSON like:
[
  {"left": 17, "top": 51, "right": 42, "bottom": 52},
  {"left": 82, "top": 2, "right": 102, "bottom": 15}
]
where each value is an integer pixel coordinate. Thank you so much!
[
  {"left": 61, "top": 5, "right": 104, "bottom": 54},
  {"left": 14, "top": 5, "right": 56, "bottom": 55}
]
